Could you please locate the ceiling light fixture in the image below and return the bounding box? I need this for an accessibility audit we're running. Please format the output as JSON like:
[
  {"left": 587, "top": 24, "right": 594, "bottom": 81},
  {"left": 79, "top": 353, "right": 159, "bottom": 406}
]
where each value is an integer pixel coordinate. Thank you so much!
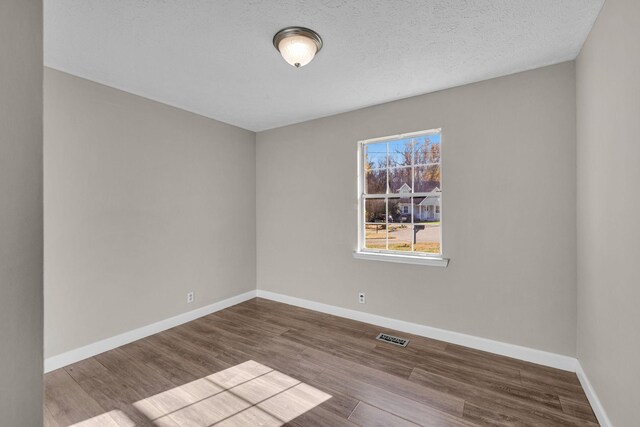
[{"left": 273, "top": 27, "right": 323, "bottom": 68}]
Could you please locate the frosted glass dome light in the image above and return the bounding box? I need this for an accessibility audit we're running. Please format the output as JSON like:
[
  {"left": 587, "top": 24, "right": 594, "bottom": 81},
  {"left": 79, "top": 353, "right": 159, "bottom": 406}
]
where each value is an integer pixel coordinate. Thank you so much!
[
  {"left": 277, "top": 35, "right": 317, "bottom": 68},
  {"left": 273, "top": 27, "right": 323, "bottom": 68}
]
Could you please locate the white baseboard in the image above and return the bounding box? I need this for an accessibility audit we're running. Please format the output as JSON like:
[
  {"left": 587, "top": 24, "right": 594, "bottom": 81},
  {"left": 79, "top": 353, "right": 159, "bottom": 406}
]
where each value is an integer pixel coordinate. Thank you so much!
[
  {"left": 576, "top": 361, "right": 612, "bottom": 427},
  {"left": 256, "top": 290, "right": 577, "bottom": 372},
  {"left": 44, "top": 290, "right": 257, "bottom": 373}
]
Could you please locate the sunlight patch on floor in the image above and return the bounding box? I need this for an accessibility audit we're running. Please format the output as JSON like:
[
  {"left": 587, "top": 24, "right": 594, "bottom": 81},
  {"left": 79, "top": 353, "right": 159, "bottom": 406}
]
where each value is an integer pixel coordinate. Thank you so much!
[
  {"left": 71, "top": 360, "right": 331, "bottom": 426},
  {"left": 70, "top": 410, "right": 133, "bottom": 427}
]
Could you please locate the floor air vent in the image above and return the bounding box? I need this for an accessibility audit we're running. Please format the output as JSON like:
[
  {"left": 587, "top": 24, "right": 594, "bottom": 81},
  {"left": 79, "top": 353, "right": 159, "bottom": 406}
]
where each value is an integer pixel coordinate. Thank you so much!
[{"left": 376, "top": 333, "right": 409, "bottom": 347}]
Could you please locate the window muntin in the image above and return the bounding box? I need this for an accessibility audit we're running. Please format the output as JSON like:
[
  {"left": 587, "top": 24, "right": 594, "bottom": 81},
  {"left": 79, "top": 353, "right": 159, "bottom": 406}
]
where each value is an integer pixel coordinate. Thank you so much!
[{"left": 359, "top": 130, "right": 442, "bottom": 256}]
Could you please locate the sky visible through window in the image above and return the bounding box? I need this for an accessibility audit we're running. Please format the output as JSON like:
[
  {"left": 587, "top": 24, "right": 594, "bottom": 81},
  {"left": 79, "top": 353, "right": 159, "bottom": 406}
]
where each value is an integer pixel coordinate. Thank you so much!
[{"left": 365, "top": 134, "right": 441, "bottom": 170}]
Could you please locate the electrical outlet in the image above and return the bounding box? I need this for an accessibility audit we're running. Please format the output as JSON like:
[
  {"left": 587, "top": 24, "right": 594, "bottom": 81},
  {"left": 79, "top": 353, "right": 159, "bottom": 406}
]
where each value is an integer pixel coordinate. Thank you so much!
[
  {"left": 358, "top": 292, "right": 366, "bottom": 304},
  {"left": 187, "top": 292, "right": 194, "bottom": 304}
]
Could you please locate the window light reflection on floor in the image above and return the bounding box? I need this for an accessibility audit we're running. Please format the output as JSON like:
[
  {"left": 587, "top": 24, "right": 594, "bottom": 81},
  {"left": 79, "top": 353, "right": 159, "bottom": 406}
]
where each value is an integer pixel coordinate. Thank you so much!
[{"left": 70, "top": 360, "right": 332, "bottom": 426}]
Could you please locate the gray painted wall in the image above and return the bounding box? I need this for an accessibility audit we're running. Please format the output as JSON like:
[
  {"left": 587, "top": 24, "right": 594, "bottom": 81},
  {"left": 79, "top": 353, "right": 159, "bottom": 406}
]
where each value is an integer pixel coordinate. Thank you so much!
[
  {"left": 0, "top": 1, "right": 43, "bottom": 425},
  {"left": 576, "top": 0, "right": 640, "bottom": 425},
  {"left": 257, "top": 62, "right": 577, "bottom": 356},
  {"left": 44, "top": 68, "right": 256, "bottom": 358}
]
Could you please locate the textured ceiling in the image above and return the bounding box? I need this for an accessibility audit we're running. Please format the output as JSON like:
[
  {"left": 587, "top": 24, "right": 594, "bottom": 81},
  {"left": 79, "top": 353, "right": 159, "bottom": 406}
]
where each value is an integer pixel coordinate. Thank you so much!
[{"left": 44, "top": 0, "right": 604, "bottom": 131}]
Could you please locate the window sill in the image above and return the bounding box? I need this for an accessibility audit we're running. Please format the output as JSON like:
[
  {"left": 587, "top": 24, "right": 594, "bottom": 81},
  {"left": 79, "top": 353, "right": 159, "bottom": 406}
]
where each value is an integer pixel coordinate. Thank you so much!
[{"left": 353, "top": 251, "right": 449, "bottom": 267}]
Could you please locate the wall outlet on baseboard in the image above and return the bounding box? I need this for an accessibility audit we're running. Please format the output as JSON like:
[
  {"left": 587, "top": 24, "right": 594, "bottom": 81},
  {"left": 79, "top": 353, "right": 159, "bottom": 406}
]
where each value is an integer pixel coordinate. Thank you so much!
[
  {"left": 187, "top": 292, "right": 194, "bottom": 304},
  {"left": 358, "top": 292, "right": 366, "bottom": 304}
]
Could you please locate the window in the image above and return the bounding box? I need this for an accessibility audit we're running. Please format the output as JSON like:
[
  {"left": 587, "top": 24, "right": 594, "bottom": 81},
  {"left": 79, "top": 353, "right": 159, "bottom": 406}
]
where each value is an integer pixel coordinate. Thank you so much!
[{"left": 357, "top": 129, "right": 444, "bottom": 263}]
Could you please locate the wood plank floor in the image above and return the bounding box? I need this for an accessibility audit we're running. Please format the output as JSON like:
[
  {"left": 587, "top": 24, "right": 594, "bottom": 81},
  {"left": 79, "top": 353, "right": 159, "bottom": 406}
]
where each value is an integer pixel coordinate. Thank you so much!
[{"left": 44, "top": 298, "right": 598, "bottom": 426}]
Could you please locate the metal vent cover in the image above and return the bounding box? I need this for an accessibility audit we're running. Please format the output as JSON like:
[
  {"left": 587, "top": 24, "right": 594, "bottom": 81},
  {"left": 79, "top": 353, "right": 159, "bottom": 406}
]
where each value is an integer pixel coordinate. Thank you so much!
[{"left": 376, "top": 333, "right": 409, "bottom": 347}]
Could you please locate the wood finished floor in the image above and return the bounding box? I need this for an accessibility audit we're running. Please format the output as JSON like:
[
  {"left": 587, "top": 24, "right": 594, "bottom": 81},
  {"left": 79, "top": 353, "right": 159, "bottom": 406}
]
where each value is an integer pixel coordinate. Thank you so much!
[{"left": 44, "top": 298, "right": 598, "bottom": 426}]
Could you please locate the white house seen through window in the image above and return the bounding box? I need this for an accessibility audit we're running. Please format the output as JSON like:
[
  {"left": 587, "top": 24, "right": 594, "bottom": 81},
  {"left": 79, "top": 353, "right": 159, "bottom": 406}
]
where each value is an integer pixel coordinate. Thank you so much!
[{"left": 359, "top": 129, "right": 442, "bottom": 256}]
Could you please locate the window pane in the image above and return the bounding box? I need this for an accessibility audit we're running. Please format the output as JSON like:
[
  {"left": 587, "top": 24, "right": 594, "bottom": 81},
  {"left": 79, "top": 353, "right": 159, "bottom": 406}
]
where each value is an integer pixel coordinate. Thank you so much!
[
  {"left": 413, "top": 196, "right": 441, "bottom": 223},
  {"left": 388, "top": 198, "right": 411, "bottom": 224},
  {"left": 389, "top": 167, "right": 412, "bottom": 194},
  {"left": 388, "top": 138, "right": 412, "bottom": 167},
  {"left": 414, "top": 222, "right": 441, "bottom": 254},
  {"left": 414, "top": 134, "right": 441, "bottom": 165},
  {"left": 364, "top": 142, "right": 387, "bottom": 170},
  {"left": 387, "top": 224, "right": 412, "bottom": 252},
  {"left": 414, "top": 164, "right": 440, "bottom": 192},
  {"left": 364, "top": 199, "right": 386, "bottom": 223},
  {"left": 365, "top": 169, "right": 387, "bottom": 194},
  {"left": 365, "top": 224, "right": 387, "bottom": 250}
]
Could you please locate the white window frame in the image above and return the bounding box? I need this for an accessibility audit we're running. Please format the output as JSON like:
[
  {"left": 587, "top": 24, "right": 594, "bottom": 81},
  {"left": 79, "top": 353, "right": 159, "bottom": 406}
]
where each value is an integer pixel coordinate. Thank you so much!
[{"left": 354, "top": 129, "right": 449, "bottom": 267}]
